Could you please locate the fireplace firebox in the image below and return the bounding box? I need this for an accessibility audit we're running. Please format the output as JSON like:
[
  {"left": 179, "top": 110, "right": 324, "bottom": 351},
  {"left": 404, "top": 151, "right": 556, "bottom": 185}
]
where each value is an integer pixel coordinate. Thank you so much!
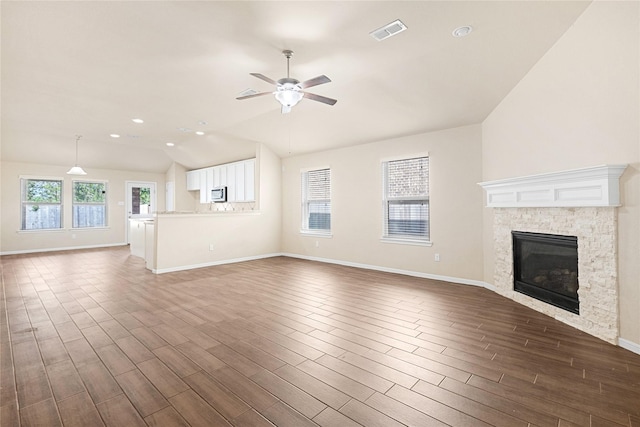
[{"left": 512, "top": 231, "right": 579, "bottom": 314}]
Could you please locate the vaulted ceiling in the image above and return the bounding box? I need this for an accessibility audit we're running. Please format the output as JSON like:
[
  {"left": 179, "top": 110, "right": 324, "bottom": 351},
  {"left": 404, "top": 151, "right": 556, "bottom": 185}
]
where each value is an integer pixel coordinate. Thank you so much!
[{"left": 1, "top": 1, "right": 591, "bottom": 173}]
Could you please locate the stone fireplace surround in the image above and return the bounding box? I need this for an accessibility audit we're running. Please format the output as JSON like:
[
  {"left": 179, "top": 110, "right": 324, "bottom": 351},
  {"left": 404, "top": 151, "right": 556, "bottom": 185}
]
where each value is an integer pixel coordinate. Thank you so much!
[{"left": 480, "top": 165, "right": 627, "bottom": 344}]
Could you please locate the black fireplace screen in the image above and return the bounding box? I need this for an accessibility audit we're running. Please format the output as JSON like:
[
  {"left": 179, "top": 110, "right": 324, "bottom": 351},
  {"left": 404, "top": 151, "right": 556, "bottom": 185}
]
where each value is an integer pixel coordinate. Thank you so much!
[{"left": 512, "top": 231, "right": 579, "bottom": 314}]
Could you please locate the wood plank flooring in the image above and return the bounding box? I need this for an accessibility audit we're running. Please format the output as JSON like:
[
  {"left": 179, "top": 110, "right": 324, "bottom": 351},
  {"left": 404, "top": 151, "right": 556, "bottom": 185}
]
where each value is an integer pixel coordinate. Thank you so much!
[{"left": 1, "top": 247, "right": 639, "bottom": 426}]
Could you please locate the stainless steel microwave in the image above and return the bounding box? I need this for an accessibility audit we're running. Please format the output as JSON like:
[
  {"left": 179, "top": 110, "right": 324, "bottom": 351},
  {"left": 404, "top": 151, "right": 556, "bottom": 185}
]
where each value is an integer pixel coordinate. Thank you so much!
[{"left": 211, "top": 186, "right": 227, "bottom": 202}]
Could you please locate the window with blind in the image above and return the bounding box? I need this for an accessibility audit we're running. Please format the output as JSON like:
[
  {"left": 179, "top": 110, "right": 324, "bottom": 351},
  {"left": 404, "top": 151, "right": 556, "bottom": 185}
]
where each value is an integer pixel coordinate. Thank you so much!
[
  {"left": 382, "top": 156, "right": 429, "bottom": 241},
  {"left": 73, "top": 181, "right": 107, "bottom": 228},
  {"left": 301, "top": 168, "right": 331, "bottom": 233}
]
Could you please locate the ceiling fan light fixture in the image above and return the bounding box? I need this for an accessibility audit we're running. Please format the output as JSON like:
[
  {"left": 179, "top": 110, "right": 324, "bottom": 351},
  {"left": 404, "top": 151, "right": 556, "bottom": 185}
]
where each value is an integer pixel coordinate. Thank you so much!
[{"left": 274, "top": 85, "right": 303, "bottom": 107}]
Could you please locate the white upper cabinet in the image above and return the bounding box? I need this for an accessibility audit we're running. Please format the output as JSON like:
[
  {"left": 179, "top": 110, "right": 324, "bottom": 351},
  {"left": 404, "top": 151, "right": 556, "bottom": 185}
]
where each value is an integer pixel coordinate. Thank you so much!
[
  {"left": 186, "top": 170, "right": 201, "bottom": 191},
  {"left": 186, "top": 158, "right": 256, "bottom": 203}
]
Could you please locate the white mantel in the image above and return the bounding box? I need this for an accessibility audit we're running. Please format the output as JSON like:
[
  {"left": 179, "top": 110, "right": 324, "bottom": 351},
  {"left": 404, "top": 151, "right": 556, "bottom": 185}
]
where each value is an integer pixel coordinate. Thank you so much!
[{"left": 478, "top": 164, "right": 627, "bottom": 208}]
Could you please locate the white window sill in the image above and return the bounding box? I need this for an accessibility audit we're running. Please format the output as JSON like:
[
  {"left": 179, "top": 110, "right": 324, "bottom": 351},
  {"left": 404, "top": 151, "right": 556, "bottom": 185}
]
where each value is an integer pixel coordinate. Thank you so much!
[
  {"left": 70, "top": 227, "right": 111, "bottom": 231},
  {"left": 17, "top": 229, "right": 65, "bottom": 234},
  {"left": 380, "top": 236, "right": 433, "bottom": 247},
  {"left": 300, "top": 230, "right": 333, "bottom": 238}
]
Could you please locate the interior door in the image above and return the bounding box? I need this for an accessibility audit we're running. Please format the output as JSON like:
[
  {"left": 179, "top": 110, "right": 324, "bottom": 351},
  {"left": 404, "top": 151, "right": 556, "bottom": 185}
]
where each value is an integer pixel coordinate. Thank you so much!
[{"left": 126, "top": 181, "right": 157, "bottom": 243}]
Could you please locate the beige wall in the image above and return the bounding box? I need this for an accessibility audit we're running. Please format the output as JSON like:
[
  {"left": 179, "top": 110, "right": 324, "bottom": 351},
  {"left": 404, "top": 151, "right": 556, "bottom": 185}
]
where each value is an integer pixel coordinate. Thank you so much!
[
  {"left": 0, "top": 161, "right": 166, "bottom": 253},
  {"left": 154, "top": 143, "right": 281, "bottom": 271},
  {"left": 482, "top": 1, "right": 640, "bottom": 344},
  {"left": 281, "top": 125, "right": 484, "bottom": 282},
  {"left": 166, "top": 162, "right": 197, "bottom": 212}
]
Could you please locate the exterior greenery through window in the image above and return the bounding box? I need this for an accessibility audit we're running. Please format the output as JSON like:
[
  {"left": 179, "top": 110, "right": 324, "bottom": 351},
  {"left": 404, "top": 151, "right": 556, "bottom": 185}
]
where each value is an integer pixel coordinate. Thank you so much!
[
  {"left": 382, "top": 156, "right": 429, "bottom": 241},
  {"left": 21, "top": 179, "right": 63, "bottom": 230},
  {"left": 73, "top": 181, "right": 107, "bottom": 228},
  {"left": 301, "top": 168, "right": 331, "bottom": 233}
]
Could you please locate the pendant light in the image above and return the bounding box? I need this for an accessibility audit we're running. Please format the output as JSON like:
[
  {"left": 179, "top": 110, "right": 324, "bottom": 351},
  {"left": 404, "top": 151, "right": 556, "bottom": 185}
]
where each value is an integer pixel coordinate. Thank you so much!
[{"left": 67, "top": 135, "right": 87, "bottom": 175}]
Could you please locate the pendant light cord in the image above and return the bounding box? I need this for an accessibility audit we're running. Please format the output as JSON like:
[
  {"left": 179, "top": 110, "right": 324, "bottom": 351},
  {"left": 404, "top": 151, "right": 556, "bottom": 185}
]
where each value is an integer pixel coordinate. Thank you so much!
[{"left": 75, "top": 135, "right": 82, "bottom": 165}]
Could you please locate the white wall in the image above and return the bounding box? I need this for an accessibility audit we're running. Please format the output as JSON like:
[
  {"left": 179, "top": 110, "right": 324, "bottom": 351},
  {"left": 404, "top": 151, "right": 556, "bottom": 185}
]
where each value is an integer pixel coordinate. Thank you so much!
[
  {"left": 154, "top": 144, "right": 281, "bottom": 271},
  {"left": 281, "top": 125, "right": 485, "bottom": 283},
  {"left": 482, "top": 1, "right": 640, "bottom": 345},
  {"left": 166, "top": 162, "right": 197, "bottom": 212},
  {"left": 0, "top": 161, "right": 166, "bottom": 253}
]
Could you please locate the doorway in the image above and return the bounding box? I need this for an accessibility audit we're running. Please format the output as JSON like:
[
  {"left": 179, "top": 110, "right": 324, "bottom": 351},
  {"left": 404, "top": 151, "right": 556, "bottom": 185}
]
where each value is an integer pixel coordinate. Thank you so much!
[{"left": 125, "top": 181, "right": 157, "bottom": 243}]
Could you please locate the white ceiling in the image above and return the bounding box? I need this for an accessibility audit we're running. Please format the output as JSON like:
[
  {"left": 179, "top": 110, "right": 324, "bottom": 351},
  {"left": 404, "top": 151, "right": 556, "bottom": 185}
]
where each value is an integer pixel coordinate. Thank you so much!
[{"left": 1, "top": 1, "right": 591, "bottom": 173}]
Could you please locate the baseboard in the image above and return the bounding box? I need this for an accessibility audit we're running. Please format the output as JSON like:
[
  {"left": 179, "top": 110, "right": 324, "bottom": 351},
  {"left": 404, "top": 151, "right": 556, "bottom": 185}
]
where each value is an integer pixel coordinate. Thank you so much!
[
  {"left": 281, "top": 252, "right": 495, "bottom": 291},
  {"left": 152, "top": 253, "right": 284, "bottom": 274},
  {"left": 0, "top": 243, "right": 128, "bottom": 256},
  {"left": 618, "top": 337, "right": 640, "bottom": 356}
]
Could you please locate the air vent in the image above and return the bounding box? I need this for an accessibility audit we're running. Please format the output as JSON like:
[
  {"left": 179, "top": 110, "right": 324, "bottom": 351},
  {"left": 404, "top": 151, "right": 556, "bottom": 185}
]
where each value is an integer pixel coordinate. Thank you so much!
[{"left": 370, "top": 19, "right": 407, "bottom": 41}]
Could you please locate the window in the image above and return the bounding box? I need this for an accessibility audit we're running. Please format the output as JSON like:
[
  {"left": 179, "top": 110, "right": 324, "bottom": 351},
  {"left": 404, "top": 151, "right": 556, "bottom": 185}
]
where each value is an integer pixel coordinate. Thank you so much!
[
  {"left": 301, "top": 168, "right": 331, "bottom": 233},
  {"left": 382, "top": 156, "right": 429, "bottom": 241},
  {"left": 21, "top": 178, "right": 63, "bottom": 230},
  {"left": 73, "top": 181, "right": 107, "bottom": 228}
]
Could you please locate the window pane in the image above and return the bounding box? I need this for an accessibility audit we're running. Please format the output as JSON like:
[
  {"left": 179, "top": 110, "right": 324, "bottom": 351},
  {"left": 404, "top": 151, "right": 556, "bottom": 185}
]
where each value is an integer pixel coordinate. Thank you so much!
[
  {"left": 73, "top": 205, "right": 106, "bottom": 228},
  {"left": 309, "top": 201, "right": 331, "bottom": 230},
  {"left": 383, "top": 157, "right": 429, "bottom": 240},
  {"left": 26, "top": 180, "right": 61, "bottom": 203},
  {"left": 73, "top": 181, "right": 107, "bottom": 228},
  {"left": 302, "top": 168, "right": 331, "bottom": 232},
  {"left": 387, "top": 200, "right": 428, "bottom": 236},
  {"left": 74, "top": 182, "right": 105, "bottom": 203},
  {"left": 22, "top": 204, "right": 62, "bottom": 230},
  {"left": 386, "top": 157, "right": 428, "bottom": 198},
  {"left": 307, "top": 169, "right": 331, "bottom": 200}
]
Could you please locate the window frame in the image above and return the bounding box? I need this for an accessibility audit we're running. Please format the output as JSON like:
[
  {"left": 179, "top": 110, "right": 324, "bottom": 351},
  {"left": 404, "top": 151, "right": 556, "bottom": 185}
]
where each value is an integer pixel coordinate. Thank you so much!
[
  {"left": 20, "top": 177, "right": 64, "bottom": 231},
  {"left": 72, "top": 180, "right": 108, "bottom": 229},
  {"left": 381, "top": 155, "right": 432, "bottom": 246},
  {"left": 300, "top": 167, "right": 332, "bottom": 236}
]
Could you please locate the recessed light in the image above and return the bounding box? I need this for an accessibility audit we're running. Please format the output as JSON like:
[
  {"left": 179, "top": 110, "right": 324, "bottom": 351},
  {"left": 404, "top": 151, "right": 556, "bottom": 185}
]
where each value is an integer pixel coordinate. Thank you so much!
[
  {"left": 195, "top": 131, "right": 205, "bottom": 136},
  {"left": 166, "top": 142, "right": 175, "bottom": 147},
  {"left": 452, "top": 26, "right": 473, "bottom": 37},
  {"left": 110, "top": 134, "right": 121, "bottom": 138},
  {"left": 132, "top": 118, "right": 144, "bottom": 124}
]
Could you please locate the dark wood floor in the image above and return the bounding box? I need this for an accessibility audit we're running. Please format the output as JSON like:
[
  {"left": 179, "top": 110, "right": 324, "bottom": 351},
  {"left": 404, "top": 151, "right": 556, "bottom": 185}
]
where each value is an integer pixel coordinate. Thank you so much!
[{"left": 1, "top": 247, "right": 639, "bottom": 427}]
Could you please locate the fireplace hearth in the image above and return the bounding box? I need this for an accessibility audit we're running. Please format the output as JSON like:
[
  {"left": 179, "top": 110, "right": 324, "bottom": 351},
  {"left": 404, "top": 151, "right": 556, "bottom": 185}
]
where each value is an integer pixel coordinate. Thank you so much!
[{"left": 512, "top": 231, "right": 579, "bottom": 314}]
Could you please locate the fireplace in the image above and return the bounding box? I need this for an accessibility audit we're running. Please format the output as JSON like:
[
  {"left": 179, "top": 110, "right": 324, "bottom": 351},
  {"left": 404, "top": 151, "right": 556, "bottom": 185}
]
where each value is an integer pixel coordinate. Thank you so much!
[{"left": 512, "top": 231, "right": 579, "bottom": 314}]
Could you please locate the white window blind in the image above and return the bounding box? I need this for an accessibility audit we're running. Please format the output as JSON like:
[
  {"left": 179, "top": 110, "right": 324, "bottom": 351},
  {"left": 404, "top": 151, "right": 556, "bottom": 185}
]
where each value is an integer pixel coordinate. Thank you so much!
[
  {"left": 382, "top": 157, "right": 429, "bottom": 240},
  {"left": 302, "top": 168, "right": 331, "bottom": 232}
]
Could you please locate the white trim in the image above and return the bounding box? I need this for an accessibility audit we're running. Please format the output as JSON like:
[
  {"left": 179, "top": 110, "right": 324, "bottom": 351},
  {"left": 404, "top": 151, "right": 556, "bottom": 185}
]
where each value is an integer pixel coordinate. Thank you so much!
[
  {"left": 478, "top": 164, "right": 627, "bottom": 208},
  {"left": 300, "top": 230, "right": 333, "bottom": 238},
  {"left": 0, "top": 242, "right": 127, "bottom": 256},
  {"left": 17, "top": 229, "right": 66, "bottom": 234},
  {"left": 380, "top": 237, "right": 433, "bottom": 247},
  {"left": 152, "top": 253, "right": 282, "bottom": 274},
  {"left": 618, "top": 337, "right": 640, "bottom": 356},
  {"left": 281, "top": 252, "right": 494, "bottom": 290}
]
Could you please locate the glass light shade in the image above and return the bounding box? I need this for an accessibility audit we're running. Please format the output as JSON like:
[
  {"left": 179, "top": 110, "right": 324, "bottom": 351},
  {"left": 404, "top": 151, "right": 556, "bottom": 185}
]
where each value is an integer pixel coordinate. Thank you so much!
[
  {"left": 67, "top": 166, "right": 87, "bottom": 175},
  {"left": 275, "top": 88, "right": 303, "bottom": 107}
]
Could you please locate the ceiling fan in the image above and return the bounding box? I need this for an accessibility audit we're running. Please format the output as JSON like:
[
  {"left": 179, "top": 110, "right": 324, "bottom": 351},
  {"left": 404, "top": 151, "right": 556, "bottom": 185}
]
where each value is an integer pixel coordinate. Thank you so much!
[{"left": 236, "top": 50, "right": 337, "bottom": 114}]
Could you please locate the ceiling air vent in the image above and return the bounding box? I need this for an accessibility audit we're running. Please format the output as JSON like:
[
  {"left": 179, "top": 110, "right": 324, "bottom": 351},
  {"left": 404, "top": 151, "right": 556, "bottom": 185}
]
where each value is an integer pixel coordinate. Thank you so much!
[{"left": 370, "top": 19, "right": 407, "bottom": 41}]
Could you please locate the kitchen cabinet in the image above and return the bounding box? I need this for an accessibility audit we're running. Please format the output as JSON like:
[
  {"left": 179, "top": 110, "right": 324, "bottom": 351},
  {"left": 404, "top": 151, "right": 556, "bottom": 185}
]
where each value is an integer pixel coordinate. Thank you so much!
[
  {"left": 186, "top": 158, "right": 255, "bottom": 203},
  {"left": 186, "top": 170, "right": 201, "bottom": 191}
]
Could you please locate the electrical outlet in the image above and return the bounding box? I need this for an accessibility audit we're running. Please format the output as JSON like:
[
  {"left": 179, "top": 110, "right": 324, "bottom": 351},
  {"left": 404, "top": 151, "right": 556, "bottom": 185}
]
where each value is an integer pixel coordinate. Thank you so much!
[
  {"left": 71, "top": 234, "right": 77, "bottom": 239},
  {"left": 435, "top": 253, "right": 440, "bottom": 262},
  {"left": 315, "top": 241, "right": 319, "bottom": 248},
  {"left": 209, "top": 244, "right": 214, "bottom": 251}
]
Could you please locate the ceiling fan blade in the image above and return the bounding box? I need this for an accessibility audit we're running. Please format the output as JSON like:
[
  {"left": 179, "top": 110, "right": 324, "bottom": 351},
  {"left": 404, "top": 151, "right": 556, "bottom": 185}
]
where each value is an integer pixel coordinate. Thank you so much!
[
  {"left": 250, "top": 73, "right": 277, "bottom": 85},
  {"left": 303, "top": 92, "right": 337, "bottom": 106},
  {"left": 299, "top": 75, "right": 331, "bottom": 89},
  {"left": 236, "top": 91, "right": 272, "bottom": 100}
]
